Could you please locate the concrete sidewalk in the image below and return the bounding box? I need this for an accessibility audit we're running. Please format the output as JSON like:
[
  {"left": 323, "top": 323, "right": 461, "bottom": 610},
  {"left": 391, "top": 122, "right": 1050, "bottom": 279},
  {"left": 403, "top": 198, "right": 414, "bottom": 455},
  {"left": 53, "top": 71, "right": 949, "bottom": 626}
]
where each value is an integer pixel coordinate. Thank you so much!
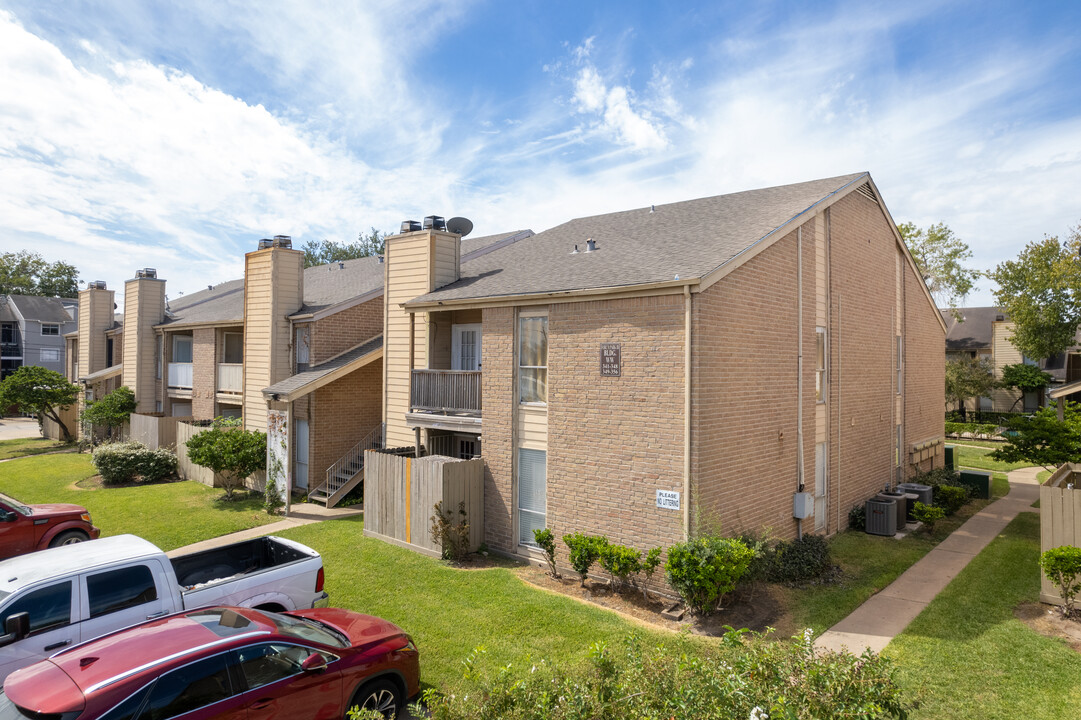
[
  {"left": 815, "top": 467, "right": 1042, "bottom": 654},
  {"left": 166, "top": 502, "right": 363, "bottom": 557}
]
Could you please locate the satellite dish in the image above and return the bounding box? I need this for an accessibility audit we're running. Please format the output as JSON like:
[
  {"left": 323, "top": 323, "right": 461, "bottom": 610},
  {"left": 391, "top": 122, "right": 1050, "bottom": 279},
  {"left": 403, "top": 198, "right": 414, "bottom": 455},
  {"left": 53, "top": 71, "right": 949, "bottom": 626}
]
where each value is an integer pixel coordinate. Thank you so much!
[{"left": 446, "top": 217, "right": 473, "bottom": 237}]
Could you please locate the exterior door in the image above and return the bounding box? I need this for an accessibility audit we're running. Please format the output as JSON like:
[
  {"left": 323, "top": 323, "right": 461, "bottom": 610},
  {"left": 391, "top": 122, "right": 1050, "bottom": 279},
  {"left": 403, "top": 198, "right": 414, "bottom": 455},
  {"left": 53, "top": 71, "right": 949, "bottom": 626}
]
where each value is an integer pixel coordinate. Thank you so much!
[
  {"left": 451, "top": 324, "right": 482, "bottom": 371},
  {"left": 294, "top": 420, "right": 309, "bottom": 491},
  {"left": 814, "top": 442, "right": 828, "bottom": 532},
  {"left": 0, "top": 580, "right": 79, "bottom": 681}
]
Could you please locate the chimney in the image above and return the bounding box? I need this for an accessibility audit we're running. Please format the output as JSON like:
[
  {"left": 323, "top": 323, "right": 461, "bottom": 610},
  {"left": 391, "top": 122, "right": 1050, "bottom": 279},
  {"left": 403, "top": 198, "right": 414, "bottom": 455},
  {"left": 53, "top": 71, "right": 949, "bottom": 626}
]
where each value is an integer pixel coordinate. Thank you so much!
[
  {"left": 243, "top": 236, "right": 304, "bottom": 431},
  {"left": 77, "top": 282, "right": 115, "bottom": 380},
  {"left": 122, "top": 270, "right": 166, "bottom": 413}
]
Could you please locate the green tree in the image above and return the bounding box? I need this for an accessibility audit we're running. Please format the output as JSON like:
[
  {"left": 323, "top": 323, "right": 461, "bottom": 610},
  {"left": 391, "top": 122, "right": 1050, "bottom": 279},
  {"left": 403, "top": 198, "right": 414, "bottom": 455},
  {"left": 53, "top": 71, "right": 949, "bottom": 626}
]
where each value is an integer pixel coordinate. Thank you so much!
[
  {"left": 184, "top": 418, "right": 267, "bottom": 500},
  {"left": 0, "top": 366, "right": 79, "bottom": 440},
  {"left": 998, "top": 363, "right": 1053, "bottom": 411},
  {"left": 898, "top": 221, "right": 979, "bottom": 308},
  {"left": 0, "top": 251, "right": 79, "bottom": 297},
  {"left": 302, "top": 228, "right": 387, "bottom": 268},
  {"left": 991, "top": 403, "right": 1081, "bottom": 471},
  {"left": 81, "top": 386, "right": 136, "bottom": 441},
  {"left": 945, "top": 355, "right": 995, "bottom": 417},
  {"left": 989, "top": 227, "right": 1081, "bottom": 360}
]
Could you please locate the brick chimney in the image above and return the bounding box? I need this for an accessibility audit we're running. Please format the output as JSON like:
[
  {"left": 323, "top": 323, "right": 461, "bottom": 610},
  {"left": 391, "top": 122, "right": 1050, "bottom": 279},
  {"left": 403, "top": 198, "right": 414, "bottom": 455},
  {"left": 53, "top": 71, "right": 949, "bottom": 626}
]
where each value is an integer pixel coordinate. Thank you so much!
[
  {"left": 243, "top": 236, "right": 304, "bottom": 431},
  {"left": 122, "top": 269, "right": 165, "bottom": 413},
  {"left": 77, "top": 282, "right": 115, "bottom": 379}
]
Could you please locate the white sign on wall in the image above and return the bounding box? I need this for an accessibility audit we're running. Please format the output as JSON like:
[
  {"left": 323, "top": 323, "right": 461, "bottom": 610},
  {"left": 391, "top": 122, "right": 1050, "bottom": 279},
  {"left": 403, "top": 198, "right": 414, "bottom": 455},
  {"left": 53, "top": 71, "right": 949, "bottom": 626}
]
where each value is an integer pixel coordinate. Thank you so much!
[{"left": 656, "top": 490, "right": 680, "bottom": 510}]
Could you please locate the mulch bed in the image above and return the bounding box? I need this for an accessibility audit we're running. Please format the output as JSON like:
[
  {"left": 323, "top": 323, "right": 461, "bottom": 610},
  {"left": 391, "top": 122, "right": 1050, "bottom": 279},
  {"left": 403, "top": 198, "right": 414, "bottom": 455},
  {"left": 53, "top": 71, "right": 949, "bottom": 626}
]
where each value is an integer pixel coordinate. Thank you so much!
[
  {"left": 71, "top": 474, "right": 179, "bottom": 490},
  {"left": 1015, "top": 602, "right": 1081, "bottom": 652}
]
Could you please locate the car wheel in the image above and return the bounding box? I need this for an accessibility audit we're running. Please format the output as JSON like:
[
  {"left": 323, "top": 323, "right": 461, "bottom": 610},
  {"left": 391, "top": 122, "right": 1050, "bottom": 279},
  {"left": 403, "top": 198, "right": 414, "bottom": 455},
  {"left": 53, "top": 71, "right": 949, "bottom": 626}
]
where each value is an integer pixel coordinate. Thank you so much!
[
  {"left": 349, "top": 678, "right": 402, "bottom": 720},
  {"left": 50, "top": 530, "right": 89, "bottom": 548}
]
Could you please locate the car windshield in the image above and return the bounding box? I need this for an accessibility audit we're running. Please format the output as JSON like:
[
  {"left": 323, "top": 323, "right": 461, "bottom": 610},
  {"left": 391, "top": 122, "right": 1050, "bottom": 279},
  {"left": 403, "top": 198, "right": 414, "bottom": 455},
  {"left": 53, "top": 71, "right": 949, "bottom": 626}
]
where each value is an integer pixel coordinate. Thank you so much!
[
  {"left": 260, "top": 610, "right": 348, "bottom": 648},
  {"left": 0, "top": 494, "right": 31, "bottom": 517}
]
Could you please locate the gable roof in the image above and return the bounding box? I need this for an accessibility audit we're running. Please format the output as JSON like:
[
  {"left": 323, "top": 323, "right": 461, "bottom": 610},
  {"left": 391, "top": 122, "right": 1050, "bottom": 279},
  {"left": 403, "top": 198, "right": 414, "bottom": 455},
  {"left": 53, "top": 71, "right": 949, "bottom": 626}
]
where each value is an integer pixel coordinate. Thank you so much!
[
  {"left": 3, "top": 295, "right": 74, "bottom": 324},
  {"left": 940, "top": 307, "right": 1007, "bottom": 352},
  {"left": 262, "top": 335, "right": 383, "bottom": 401},
  {"left": 406, "top": 174, "right": 868, "bottom": 306}
]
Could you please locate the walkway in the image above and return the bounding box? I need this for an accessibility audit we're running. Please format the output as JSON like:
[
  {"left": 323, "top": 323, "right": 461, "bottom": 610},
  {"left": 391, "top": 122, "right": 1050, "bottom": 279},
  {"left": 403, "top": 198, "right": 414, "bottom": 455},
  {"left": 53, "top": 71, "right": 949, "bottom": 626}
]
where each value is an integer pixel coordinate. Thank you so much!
[
  {"left": 0, "top": 418, "right": 43, "bottom": 441},
  {"left": 815, "top": 467, "right": 1043, "bottom": 654},
  {"left": 166, "top": 502, "right": 363, "bottom": 557}
]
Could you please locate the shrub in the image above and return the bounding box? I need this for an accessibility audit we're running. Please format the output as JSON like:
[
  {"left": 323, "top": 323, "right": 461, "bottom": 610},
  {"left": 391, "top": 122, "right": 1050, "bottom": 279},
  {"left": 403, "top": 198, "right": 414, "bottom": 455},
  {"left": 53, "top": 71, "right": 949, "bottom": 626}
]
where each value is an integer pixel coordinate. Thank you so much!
[
  {"left": 1040, "top": 545, "right": 1081, "bottom": 617},
  {"left": 944, "top": 421, "right": 964, "bottom": 436},
  {"left": 92, "top": 441, "right": 177, "bottom": 485},
  {"left": 848, "top": 503, "right": 866, "bottom": 530},
  {"left": 421, "top": 630, "right": 908, "bottom": 720},
  {"left": 912, "top": 501, "right": 945, "bottom": 532},
  {"left": 770, "top": 534, "right": 833, "bottom": 583},
  {"left": 184, "top": 418, "right": 267, "bottom": 499},
  {"left": 933, "top": 484, "right": 968, "bottom": 515},
  {"left": 430, "top": 501, "right": 471, "bottom": 562},
  {"left": 915, "top": 467, "right": 962, "bottom": 488},
  {"left": 562, "top": 533, "right": 608, "bottom": 586},
  {"left": 641, "top": 547, "right": 662, "bottom": 599},
  {"left": 80, "top": 386, "right": 136, "bottom": 441},
  {"left": 533, "top": 528, "right": 559, "bottom": 578},
  {"left": 598, "top": 543, "right": 641, "bottom": 589},
  {"left": 734, "top": 531, "right": 775, "bottom": 585},
  {"left": 665, "top": 536, "right": 754, "bottom": 615}
]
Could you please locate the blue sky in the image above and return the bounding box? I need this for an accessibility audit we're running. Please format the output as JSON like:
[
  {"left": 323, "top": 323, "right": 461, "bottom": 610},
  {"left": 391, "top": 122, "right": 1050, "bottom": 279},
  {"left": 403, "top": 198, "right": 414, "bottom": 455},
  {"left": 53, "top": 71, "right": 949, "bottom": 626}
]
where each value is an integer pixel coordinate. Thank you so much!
[{"left": 1, "top": 0, "right": 1079, "bottom": 306}]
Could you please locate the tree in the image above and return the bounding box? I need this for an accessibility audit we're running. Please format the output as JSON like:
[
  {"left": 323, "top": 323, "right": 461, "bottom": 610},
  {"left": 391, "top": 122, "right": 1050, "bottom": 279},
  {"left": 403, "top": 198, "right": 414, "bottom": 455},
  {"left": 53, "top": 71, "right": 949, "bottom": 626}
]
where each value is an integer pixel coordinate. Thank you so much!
[
  {"left": 0, "top": 366, "right": 79, "bottom": 440},
  {"left": 991, "top": 402, "right": 1081, "bottom": 471},
  {"left": 989, "top": 227, "right": 1081, "bottom": 360},
  {"left": 184, "top": 418, "right": 267, "bottom": 500},
  {"left": 898, "top": 222, "right": 979, "bottom": 308},
  {"left": 81, "top": 386, "right": 136, "bottom": 441},
  {"left": 945, "top": 355, "right": 995, "bottom": 417},
  {"left": 302, "top": 228, "right": 387, "bottom": 268},
  {"left": 0, "top": 251, "right": 79, "bottom": 297},
  {"left": 998, "top": 363, "right": 1053, "bottom": 411}
]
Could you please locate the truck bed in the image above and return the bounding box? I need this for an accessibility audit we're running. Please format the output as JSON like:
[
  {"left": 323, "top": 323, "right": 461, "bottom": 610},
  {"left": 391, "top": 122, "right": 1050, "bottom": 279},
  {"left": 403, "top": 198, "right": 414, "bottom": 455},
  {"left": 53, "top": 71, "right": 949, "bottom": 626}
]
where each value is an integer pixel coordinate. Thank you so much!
[{"left": 171, "top": 536, "right": 312, "bottom": 590}]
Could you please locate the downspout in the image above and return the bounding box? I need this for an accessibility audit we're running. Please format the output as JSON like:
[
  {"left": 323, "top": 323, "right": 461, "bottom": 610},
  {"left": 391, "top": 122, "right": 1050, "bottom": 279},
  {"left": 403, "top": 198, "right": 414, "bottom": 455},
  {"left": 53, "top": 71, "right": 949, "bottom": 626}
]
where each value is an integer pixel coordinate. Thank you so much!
[
  {"left": 684, "top": 285, "right": 692, "bottom": 541},
  {"left": 796, "top": 228, "right": 805, "bottom": 540}
]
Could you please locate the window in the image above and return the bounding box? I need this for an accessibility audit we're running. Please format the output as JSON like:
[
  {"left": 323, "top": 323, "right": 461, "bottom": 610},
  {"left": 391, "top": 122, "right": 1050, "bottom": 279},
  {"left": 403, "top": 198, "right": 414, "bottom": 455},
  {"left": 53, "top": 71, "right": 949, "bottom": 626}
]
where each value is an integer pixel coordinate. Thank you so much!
[
  {"left": 172, "top": 335, "right": 193, "bottom": 363},
  {"left": 155, "top": 335, "right": 162, "bottom": 379},
  {"left": 295, "top": 326, "right": 310, "bottom": 371},
  {"left": 41, "top": 323, "right": 59, "bottom": 336},
  {"left": 518, "top": 448, "right": 546, "bottom": 546},
  {"left": 519, "top": 316, "right": 547, "bottom": 404},
  {"left": 895, "top": 335, "right": 903, "bottom": 394},
  {"left": 87, "top": 565, "right": 158, "bottom": 618},
  {"left": 142, "top": 654, "right": 232, "bottom": 720},
  {"left": 0, "top": 582, "right": 71, "bottom": 634},
  {"left": 99, "top": 686, "right": 151, "bottom": 720},
  {"left": 222, "top": 332, "right": 243, "bottom": 364},
  {"left": 106, "top": 338, "right": 114, "bottom": 368},
  {"left": 235, "top": 643, "right": 313, "bottom": 690},
  {"left": 815, "top": 327, "right": 826, "bottom": 402},
  {"left": 40, "top": 348, "right": 59, "bottom": 363}
]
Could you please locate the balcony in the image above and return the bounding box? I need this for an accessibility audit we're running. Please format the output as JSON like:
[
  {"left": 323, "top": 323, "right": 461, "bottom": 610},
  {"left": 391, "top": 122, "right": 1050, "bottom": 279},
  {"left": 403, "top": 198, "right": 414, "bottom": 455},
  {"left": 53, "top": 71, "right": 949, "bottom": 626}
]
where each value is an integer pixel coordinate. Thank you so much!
[
  {"left": 167, "top": 362, "right": 193, "bottom": 389},
  {"left": 217, "top": 363, "right": 242, "bottom": 393},
  {"left": 410, "top": 369, "right": 482, "bottom": 415}
]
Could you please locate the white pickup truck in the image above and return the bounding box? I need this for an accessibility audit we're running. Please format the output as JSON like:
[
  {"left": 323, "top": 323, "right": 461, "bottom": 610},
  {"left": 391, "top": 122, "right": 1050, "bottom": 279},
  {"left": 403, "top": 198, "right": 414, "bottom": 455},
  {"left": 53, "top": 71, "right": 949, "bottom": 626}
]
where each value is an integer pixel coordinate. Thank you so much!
[{"left": 0, "top": 533, "right": 329, "bottom": 682}]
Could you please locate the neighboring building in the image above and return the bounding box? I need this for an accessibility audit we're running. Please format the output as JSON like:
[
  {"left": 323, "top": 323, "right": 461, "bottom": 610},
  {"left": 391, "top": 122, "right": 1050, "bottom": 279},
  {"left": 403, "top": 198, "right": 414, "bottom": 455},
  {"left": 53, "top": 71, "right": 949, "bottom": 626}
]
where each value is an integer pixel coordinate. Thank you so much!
[
  {"left": 941, "top": 307, "right": 1066, "bottom": 413},
  {"left": 378, "top": 172, "right": 946, "bottom": 565},
  {"left": 0, "top": 294, "right": 77, "bottom": 379}
]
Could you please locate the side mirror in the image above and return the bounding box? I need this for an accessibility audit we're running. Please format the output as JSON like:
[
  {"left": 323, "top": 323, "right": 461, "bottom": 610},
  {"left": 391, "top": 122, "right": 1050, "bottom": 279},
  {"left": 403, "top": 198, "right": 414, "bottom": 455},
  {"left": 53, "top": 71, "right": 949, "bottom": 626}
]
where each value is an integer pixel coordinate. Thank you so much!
[
  {"left": 301, "top": 653, "right": 327, "bottom": 673},
  {"left": 0, "top": 613, "right": 30, "bottom": 647}
]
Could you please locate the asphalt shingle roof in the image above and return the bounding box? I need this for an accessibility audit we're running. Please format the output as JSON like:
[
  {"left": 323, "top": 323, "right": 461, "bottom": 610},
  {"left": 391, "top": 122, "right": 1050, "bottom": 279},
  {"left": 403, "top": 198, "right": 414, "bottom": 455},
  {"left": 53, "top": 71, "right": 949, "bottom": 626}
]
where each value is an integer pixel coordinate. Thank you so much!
[
  {"left": 3, "top": 295, "right": 75, "bottom": 324},
  {"left": 941, "top": 307, "right": 1006, "bottom": 352},
  {"left": 262, "top": 335, "right": 383, "bottom": 398},
  {"left": 409, "top": 173, "right": 868, "bottom": 305}
]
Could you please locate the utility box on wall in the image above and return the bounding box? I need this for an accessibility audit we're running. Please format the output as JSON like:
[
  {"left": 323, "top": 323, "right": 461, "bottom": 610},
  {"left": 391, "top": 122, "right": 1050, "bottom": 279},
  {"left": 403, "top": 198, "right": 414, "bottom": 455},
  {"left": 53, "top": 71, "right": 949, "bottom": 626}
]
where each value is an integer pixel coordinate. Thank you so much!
[{"left": 793, "top": 492, "right": 814, "bottom": 519}]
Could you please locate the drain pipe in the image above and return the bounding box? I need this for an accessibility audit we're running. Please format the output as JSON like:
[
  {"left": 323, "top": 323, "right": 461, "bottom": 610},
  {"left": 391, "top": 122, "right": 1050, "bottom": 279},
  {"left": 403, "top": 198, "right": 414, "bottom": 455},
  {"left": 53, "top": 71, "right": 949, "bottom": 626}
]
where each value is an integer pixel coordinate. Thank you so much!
[
  {"left": 684, "top": 284, "right": 692, "bottom": 540},
  {"left": 796, "top": 227, "right": 805, "bottom": 540}
]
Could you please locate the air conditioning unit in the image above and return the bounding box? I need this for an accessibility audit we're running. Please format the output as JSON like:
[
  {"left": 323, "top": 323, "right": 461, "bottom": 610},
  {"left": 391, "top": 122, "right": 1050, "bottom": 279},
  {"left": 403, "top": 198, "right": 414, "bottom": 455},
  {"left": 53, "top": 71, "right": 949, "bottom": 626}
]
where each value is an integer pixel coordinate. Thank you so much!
[{"left": 865, "top": 499, "right": 897, "bottom": 536}]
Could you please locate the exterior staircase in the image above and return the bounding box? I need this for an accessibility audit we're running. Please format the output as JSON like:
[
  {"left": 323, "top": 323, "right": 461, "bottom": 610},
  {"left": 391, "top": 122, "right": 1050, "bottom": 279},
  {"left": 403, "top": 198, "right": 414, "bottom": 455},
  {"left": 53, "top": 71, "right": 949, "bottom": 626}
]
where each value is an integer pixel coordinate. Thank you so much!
[{"left": 308, "top": 423, "right": 384, "bottom": 508}]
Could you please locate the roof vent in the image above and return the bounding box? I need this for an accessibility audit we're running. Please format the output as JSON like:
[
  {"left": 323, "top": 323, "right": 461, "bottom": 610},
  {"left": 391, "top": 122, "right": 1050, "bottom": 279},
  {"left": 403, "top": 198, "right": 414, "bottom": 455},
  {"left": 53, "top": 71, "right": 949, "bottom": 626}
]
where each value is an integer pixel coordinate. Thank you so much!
[
  {"left": 207, "top": 285, "right": 213, "bottom": 291},
  {"left": 570, "top": 244, "right": 580, "bottom": 255},
  {"left": 338, "top": 261, "right": 345, "bottom": 269},
  {"left": 585, "top": 238, "right": 598, "bottom": 252},
  {"left": 258, "top": 238, "right": 274, "bottom": 250},
  {"left": 650, "top": 204, "right": 655, "bottom": 213},
  {"left": 378, "top": 255, "right": 385, "bottom": 263},
  {"left": 400, "top": 220, "right": 421, "bottom": 233},
  {"left": 90, "top": 280, "right": 107, "bottom": 290},
  {"left": 996, "top": 314, "right": 1005, "bottom": 321},
  {"left": 258, "top": 236, "right": 292, "bottom": 250},
  {"left": 135, "top": 268, "right": 157, "bottom": 279},
  {"left": 423, "top": 215, "right": 446, "bottom": 231}
]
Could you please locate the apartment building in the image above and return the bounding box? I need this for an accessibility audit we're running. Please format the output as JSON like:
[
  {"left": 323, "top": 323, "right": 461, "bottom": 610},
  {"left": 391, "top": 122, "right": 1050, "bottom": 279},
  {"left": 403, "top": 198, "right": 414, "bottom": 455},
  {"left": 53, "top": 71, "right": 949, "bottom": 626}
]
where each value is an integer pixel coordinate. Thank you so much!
[
  {"left": 0, "top": 294, "right": 77, "bottom": 379},
  {"left": 378, "top": 173, "right": 946, "bottom": 562}
]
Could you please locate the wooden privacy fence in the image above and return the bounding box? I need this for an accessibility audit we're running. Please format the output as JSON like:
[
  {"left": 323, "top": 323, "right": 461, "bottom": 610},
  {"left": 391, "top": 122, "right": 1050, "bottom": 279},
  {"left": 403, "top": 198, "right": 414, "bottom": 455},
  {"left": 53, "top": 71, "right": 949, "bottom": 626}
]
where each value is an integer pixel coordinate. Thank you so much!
[
  {"left": 128, "top": 413, "right": 187, "bottom": 450},
  {"left": 1040, "top": 463, "right": 1081, "bottom": 606},
  {"left": 176, "top": 421, "right": 265, "bottom": 491},
  {"left": 363, "top": 449, "right": 484, "bottom": 558},
  {"left": 40, "top": 405, "right": 78, "bottom": 441}
]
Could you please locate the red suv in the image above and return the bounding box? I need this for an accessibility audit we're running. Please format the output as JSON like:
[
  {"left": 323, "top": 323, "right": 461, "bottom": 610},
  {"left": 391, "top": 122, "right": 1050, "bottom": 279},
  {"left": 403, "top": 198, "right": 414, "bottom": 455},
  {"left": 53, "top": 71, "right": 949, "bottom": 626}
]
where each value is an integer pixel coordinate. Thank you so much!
[
  {"left": 1, "top": 606, "right": 420, "bottom": 719},
  {"left": 0, "top": 491, "right": 99, "bottom": 560}
]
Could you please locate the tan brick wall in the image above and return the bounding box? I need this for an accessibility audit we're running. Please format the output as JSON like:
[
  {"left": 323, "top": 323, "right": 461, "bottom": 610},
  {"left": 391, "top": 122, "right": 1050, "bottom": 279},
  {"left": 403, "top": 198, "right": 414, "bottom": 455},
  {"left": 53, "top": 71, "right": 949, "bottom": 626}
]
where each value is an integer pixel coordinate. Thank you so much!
[
  {"left": 192, "top": 327, "right": 216, "bottom": 420},
  {"left": 311, "top": 297, "right": 384, "bottom": 364},
  {"left": 904, "top": 256, "right": 946, "bottom": 474},
  {"left": 310, "top": 359, "right": 383, "bottom": 488},
  {"left": 480, "top": 307, "right": 515, "bottom": 551}
]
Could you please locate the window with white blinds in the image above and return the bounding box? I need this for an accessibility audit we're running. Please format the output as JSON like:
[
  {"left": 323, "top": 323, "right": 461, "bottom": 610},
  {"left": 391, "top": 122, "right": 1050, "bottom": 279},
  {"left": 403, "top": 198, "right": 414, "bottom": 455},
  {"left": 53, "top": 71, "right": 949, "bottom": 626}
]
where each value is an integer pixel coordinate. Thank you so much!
[{"left": 518, "top": 448, "right": 546, "bottom": 546}]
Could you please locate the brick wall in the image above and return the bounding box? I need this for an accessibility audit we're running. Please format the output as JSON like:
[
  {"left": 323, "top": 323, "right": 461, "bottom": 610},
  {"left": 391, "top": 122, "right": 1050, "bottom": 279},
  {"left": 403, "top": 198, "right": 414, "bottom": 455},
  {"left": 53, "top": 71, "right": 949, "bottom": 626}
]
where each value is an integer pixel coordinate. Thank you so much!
[
  {"left": 310, "top": 359, "right": 383, "bottom": 488},
  {"left": 192, "top": 327, "right": 216, "bottom": 420},
  {"left": 904, "top": 257, "right": 946, "bottom": 474},
  {"left": 480, "top": 307, "right": 515, "bottom": 552},
  {"left": 311, "top": 297, "right": 384, "bottom": 364}
]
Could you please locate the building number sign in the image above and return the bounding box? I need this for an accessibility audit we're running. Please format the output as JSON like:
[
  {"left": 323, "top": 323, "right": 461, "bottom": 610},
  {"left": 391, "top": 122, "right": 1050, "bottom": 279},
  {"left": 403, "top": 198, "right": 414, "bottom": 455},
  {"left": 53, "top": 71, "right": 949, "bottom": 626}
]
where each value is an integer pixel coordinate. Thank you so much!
[{"left": 600, "top": 343, "right": 621, "bottom": 376}]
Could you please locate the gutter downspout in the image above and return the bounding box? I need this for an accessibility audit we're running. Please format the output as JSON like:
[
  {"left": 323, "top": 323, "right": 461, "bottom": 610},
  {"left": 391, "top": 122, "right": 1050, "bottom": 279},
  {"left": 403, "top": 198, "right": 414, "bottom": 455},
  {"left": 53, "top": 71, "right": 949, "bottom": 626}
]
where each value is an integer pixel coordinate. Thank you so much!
[
  {"left": 796, "top": 227, "right": 805, "bottom": 540},
  {"left": 684, "top": 285, "right": 692, "bottom": 540}
]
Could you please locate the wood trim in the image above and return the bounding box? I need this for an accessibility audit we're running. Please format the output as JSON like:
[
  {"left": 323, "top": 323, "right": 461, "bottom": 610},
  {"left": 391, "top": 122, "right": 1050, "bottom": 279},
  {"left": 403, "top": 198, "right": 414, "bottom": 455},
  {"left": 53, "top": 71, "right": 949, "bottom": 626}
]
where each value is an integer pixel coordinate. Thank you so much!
[{"left": 404, "top": 278, "right": 698, "bottom": 312}]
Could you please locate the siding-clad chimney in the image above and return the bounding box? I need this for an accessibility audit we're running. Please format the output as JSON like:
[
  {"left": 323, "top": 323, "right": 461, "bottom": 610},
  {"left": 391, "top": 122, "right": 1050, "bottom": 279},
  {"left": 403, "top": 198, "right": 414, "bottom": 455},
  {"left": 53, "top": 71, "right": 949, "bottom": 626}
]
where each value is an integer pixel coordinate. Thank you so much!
[
  {"left": 78, "top": 283, "right": 115, "bottom": 379},
  {"left": 122, "top": 271, "right": 165, "bottom": 413},
  {"left": 243, "top": 239, "right": 304, "bottom": 431}
]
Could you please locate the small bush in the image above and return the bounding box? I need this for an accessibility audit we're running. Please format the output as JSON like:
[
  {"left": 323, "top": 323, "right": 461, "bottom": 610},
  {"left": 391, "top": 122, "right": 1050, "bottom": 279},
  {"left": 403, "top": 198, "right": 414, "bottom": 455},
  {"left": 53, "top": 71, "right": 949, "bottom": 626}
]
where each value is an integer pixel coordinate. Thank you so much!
[
  {"left": 944, "top": 421, "right": 964, "bottom": 436},
  {"left": 598, "top": 543, "right": 641, "bottom": 589},
  {"left": 429, "top": 500, "right": 471, "bottom": 562},
  {"left": 916, "top": 467, "right": 962, "bottom": 488},
  {"left": 770, "top": 534, "right": 833, "bottom": 583},
  {"left": 665, "top": 536, "right": 754, "bottom": 615},
  {"left": 563, "top": 533, "right": 608, "bottom": 586},
  {"left": 533, "top": 528, "right": 559, "bottom": 578},
  {"left": 933, "top": 484, "right": 968, "bottom": 516},
  {"left": 848, "top": 503, "right": 866, "bottom": 530},
  {"left": 92, "top": 441, "right": 177, "bottom": 485},
  {"left": 735, "top": 531, "right": 775, "bottom": 585},
  {"left": 1040, "top": 545, "right": 1081, "bottom": 617},
  {"left": 641, "top": 547, "right": 662, "bottom": 599},
  {"left": 912, "top": 501, "right": 945, "bottom": 532}
]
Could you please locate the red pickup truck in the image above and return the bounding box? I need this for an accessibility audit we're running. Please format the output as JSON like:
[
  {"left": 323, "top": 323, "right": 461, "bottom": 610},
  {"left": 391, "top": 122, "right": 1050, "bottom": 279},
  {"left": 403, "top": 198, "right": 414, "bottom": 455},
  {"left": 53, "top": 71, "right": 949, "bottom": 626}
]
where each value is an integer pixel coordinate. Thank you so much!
[{"left": 0, "top": 491, "right": 99, "bottom": 560}]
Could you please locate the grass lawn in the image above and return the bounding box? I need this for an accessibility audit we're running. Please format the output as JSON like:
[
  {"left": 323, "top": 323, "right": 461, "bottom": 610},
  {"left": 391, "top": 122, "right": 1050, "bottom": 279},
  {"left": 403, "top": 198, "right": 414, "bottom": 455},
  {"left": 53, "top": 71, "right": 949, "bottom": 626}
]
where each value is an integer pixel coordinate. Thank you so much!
[
  {"left": 947, "top": 438, "right": 1007, "bottom": 450},
  {"left": 954, "top": 444, "right": 1034, "bottom": 472},
  {"left": 0, "top": 437, "right": 72, "bottom": 460},
  {"left": 274, "top": 517, "right": 679, "bottom": 693},
  {"left": 0, "top": 453, "right": 277, "bottom": 551},
  {"left": 886, "top": 513, "right": 1081, "bottom": 719}
]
